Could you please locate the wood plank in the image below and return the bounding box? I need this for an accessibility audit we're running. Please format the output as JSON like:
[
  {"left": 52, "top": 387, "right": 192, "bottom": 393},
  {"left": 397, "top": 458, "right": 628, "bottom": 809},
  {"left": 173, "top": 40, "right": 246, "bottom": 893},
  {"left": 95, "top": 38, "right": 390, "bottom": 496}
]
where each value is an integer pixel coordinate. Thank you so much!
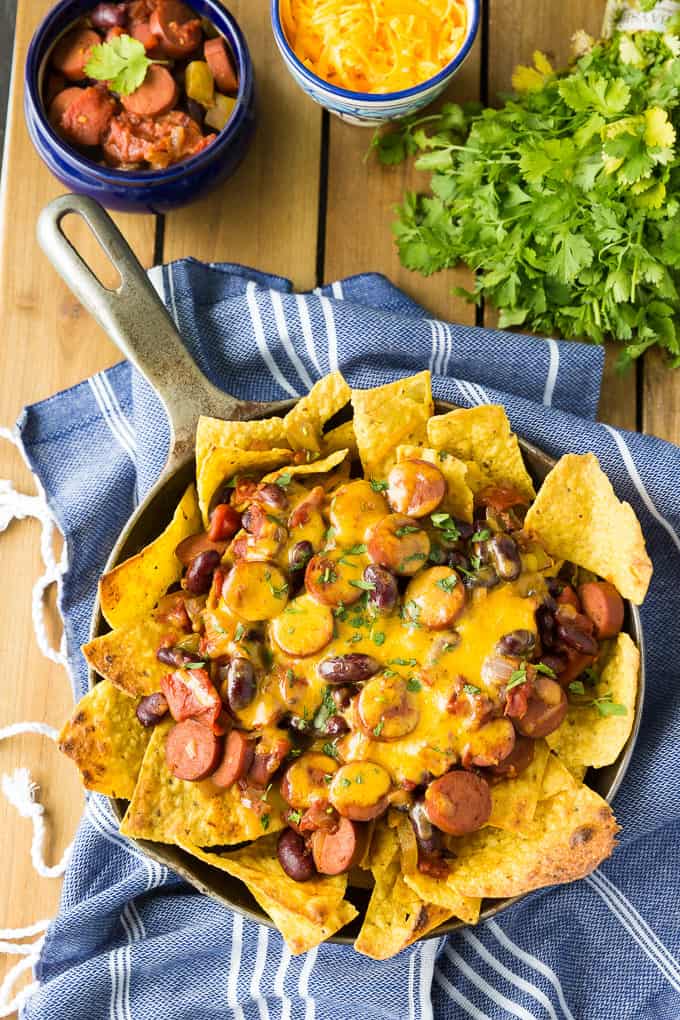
[
  {"left": 642, "top": 350, "right": 680, "bottom": 444},
  {"left": 324, "top": 37, "right": 481, "bottom": 322},
  {"left": 486, "top": 0, "right": 637, "bottom": 432},
  {"left": 162, "top": 0, "right": 322, "bottom": 290},
  {"left": 0, "top": 0, "right": 155, "bottom": 1001}
]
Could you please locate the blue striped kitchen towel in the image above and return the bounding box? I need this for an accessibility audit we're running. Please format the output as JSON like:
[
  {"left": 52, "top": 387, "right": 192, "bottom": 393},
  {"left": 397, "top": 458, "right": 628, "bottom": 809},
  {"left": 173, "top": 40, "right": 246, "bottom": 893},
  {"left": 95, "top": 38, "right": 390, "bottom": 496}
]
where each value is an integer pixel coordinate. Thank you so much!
[{"left": 16, "top": 261, "right": 680, "bottom": 1020}]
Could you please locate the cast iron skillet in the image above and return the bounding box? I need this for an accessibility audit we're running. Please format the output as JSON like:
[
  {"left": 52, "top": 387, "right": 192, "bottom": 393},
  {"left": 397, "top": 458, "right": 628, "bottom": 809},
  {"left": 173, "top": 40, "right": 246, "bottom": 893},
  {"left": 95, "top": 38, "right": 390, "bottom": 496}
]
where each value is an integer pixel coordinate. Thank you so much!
[{"left": 37, "top": 193, "right": 645, "bottom": 943}]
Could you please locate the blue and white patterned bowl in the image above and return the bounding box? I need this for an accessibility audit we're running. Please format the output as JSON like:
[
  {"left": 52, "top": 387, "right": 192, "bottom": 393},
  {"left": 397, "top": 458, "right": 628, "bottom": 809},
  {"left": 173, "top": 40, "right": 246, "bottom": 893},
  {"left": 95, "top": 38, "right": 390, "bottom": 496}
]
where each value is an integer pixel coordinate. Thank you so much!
[{"left": 270, "top": 0, "right": 480, "bottom": 126}]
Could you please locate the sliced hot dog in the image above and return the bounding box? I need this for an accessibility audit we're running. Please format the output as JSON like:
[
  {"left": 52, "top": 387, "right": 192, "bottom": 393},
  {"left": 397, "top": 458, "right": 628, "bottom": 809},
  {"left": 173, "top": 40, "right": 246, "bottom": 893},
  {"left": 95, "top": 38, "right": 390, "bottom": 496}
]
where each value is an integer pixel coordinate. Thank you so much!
[
  {"left": 387, "top": 459, "right": 446, "bottom": 518},
  {"left": 175, "top": 531, "right": 227, "bottom": 565},
  {"left": 488, "top": 734, "right": 535, "bottom": 778},
  {"left": 270, "top": 594, "right": 334, "bottom": 657},
  {"left": 149, "top": 0, "right": 202, "bottom": 58},
  {"left": 48, "top": 87, "right": 83, "bottom": 130},
  {"left": 366, "top": 514, "right": 430, "bottom": 576},
  {"left": 578, "top": 581, "right": 624, "bottom": 639},
  {"left": 204, "top": 36, "right": 238, "bottom": 94},
  {"left": 221, "top": 560, "right": 289, "bottom": 620},
  {"left": 211, "top": 729, "right": 254, "bottom": 788},
  {"left": 403, "top": 566, "right": 466, "bottom": 630},
  {"left": 121, "top": 64, "right": 179, "bottom": 117},
  {"left": 514, "top": 675, "right": 567, "bottom": 738},
  {"left": 248, "top": 734, "right": 292, "bottom": 787},
  {"left": 424, "top": 770, "right": 492, "bottom": 835},
  {"left": 329, "top": 762, "right": 391, "bottom": 821},
  {"left": 45, "top": 72, "right": 66, "bottom": 107},
  {"left": 461, "top": 717, "right": 516, "bottom": 768},
  {"left": 311, "top": 816, "right": 360, "bottom": 875},
  {"left": 165, "top": 719, "right": 222, "bottom": 781},
  {"left": 59, "top": 84, "right": 116, "bottom": 147},
  {"left": 52, "top": 27, "right": 102, "bottom": 81},
  {"left": 556, "top": 584, "right": 581, "bottom": 612},
  {"left": 130, "top": 20, "right": 159, "bottom": 50}
]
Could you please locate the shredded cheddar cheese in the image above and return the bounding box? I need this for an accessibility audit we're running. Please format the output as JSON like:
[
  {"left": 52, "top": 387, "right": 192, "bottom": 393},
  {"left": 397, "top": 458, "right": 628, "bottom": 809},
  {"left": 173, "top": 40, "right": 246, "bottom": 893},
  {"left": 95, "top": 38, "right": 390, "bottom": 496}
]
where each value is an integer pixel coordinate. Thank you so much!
[{"left": 281, "top": 0, "right": 468, "bottom": 94}]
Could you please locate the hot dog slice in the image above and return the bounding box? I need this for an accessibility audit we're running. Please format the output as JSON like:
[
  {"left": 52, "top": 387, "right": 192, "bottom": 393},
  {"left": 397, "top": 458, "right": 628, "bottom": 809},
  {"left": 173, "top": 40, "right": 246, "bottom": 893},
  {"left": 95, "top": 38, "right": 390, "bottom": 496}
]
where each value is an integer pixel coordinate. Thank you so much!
[
  {"left": 59, "top": 84, "right": 116, "bottom": 147},
  {"left": 514, "top": 675, "right": 567, "bottom": 738},
  {"left": 311, "top": 816, "right": 360, "bottom": 875},
  {"left": 329, "top": 762, "right": 391, "bottom": 821},
  {"left": 305, "top": 553, "right": 364, "bottom": 607},
  {"left": 403, "top": 566, "right": 466, "bottom": 629},
  {"left": 221, "top": 560, "right": 289, "bottom": 620},
  {"left": 358, "top": 674, "right": 419, "bottom": 741},
  {"left": 45, "top": 72, "right": 66, "bottom": 107},
  {"left": 52, "top": 28, "right": 101, "bottom": 81},
  {"left": 130, "top": 20, "right": 159, "bottom": 50},
  {"left": 175, "top": 531, "right": 227, "bottom": 565},
  {"left": 121, "top": 64, "right": 179, "bottom": 117},
  {"left": 367, "top": 514, "right": 430, "bottom": 576},
  {"left": 488, "top": 734, "right": 535, "bottom": 778},
  {"left": 270, "top": 594, "right": 334, "bottom": 656},
  {"left": 578, "top": 581, "right": 624, "bottom": 639},
  {"left": 48, "top": 87, "right": 83, "bottom": 130},
  {"left": 280, "top": 752, "right": 338, "bottom": 809},
  {"left": 204, "top": 36, "right": 238, "bottom": 93},
  {"left": 212, "top": 729, "right": 254, "bottom": 788},
  {"left": 165, "top": 719, "right": 222, "bottom": 781},
  {"left": 329, "top": 480, "right": 388, "bottom": 547},
  {"left": 424, "top": 770, "right": 492, "bottom": 835},
  {"left": 248, "top": 733, "right": 292, "bottom": 787},
  {"left": 387, "top": 459, "right": 446, "bottom": 518},
  {"left": 149, "top": 0, "right": 202, "bottom": 58},
  {"left": 461, "top": 717, "right": 516, "bottom": 768}
]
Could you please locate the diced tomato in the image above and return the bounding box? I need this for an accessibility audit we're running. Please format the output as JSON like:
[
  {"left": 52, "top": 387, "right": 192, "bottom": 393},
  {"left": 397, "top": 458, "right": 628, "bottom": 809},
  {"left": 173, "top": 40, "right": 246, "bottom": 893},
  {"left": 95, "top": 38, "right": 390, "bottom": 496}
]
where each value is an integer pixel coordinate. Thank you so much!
[
  {"left": 209, "top": 503, "right": 241, "bottom": 542},
  {"left": 160, "top": 667, "right": 222, "bottom": 727}
]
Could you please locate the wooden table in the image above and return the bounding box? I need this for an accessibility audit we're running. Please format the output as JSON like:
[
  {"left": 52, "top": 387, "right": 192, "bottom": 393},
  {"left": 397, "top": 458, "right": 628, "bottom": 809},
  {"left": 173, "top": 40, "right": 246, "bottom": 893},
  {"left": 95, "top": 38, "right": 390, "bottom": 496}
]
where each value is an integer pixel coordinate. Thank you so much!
[{"left": 0, "top": 0, "right": 677, "bottom": 1008}]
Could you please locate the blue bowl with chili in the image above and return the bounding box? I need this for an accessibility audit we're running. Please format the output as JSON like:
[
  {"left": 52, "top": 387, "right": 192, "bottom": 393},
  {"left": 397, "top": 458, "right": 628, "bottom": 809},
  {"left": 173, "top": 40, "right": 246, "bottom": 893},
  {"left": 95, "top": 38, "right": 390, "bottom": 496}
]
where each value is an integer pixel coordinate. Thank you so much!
[{"left": 24, "top": 0, "right": 255, "bottom": 214}]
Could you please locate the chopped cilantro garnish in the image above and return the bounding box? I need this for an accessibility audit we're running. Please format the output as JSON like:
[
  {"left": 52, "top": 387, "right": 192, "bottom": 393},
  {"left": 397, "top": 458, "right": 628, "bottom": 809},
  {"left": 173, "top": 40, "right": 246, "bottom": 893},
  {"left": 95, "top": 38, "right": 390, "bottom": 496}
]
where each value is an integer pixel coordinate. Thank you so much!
[
  {"left": 345, "top": 543, "right": 367, "bottom": 556},
  {"left": 234, "top": 622, "right": 245, "bottom": 642},
  {"left": 535, "top": 662, "right": 557, "bottom": 678},
  {"left": 507, "top": 667, "right": 528, "bottom": 690},
  {"left": 395, "top": 525, "right": 420, "bottom": 537},
  {"left": 350, "top": 579, "right": 376, "bottom": 591},
  {"left": 260, "top": 814, "right": 270, "bottom": 831},
  {"left": 569, "top": 680, "right": 585, "bottom": 695},
  {"left": 390, "top": 658, "right": 417, "bottom": 667},
  {"left": 372, "top": 631, "right": 386, "bottom": 646},
  {"left": 436, "top": 573, "right": 458, "bottom": 594},
  {"left": 406, "top": 677, "right": 422, "bottom": 693},
  {"left": 288, "top": 808, "right": 303, "bottom": 823},
  {"left": 275, "top": 471, "right": 293, "bottom": 488},
  {"left": 373, "top": 720, "right": 385, "bottom": 737},
  {"left": 591, "top": 692, "right": 627, "bottom": 717},
  {"left": 471, "top": 528, "right": 491, "bottom": 542},
  {"left": 184, "top": 661, "right": 206, "bottom": 669},
  {"left": 464, "top": 683, "right": 481, "bottom": 696},
  {"left": 322, "top": 741, "right": 340, "bottom": 759},
  {"left": 430, "top": 512, "right": 461, "bottom": 543},
  {"left": 320, "top": 566, "right": 338, "bottom": 585},
  {"left": 340, "top": 777, "right": 352, "bottom": 788},
  {"left": 370, "top": 479, "right": 388, "bottom": 492}
]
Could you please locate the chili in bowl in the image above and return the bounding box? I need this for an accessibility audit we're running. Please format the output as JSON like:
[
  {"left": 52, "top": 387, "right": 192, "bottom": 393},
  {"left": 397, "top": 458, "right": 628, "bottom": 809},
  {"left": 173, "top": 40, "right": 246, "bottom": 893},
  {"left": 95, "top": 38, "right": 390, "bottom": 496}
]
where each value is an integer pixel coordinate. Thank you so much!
[{"left": 25, "top": 0, "right": 255, "bottom": 213}]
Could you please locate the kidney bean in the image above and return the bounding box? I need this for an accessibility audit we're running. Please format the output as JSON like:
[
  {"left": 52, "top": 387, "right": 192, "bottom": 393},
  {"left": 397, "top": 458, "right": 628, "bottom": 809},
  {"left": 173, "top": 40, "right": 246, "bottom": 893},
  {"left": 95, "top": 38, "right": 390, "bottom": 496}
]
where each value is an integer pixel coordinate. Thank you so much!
[
  {"left": 325, "top": 714, "right": 349, "bottom": 737},
  {"left": 184, "top": 549, "right": 221, "bottom": 594},
  {"left": 332, "top": 686, "right": 355, "bottom": 710},
  {"left": 91, "top": 2, "right": 127, "bottom": 30},
  {"left": 363, "top": 564, "right": 399, "bottom": 614},
  {"left": 256, "top": 483, "right": 288, "bottom": 510},
  {"left": 446, "top": 550, "right": 470, "bottom": 572},
  {"left": 226, "top": 658, "right": 257, "bottom": 712},
  {"left": 277, "top": 828, "right": 317, "bottom": 882},
  {"left": 496, "top": 629, "right": 536, "bottom": 657},
  {"left": 556, "top": 620, "right": 598, "bottom": 656},
  {"left": 468, "top": 565, "right": 499, "bottom": 589},
  {"left": 428, "top": 543, "right": 447, "bottom": 565},
  {"left": 488, "top": 534, "right": 521, "bottom": 581},
  {"left": 289, "top": 540, "right": 314, "bottom": 572},
  {"left": 536, "top": 604, "right": 557, "bottom": 647},
  {"left": 136, "top": 692, "right": 169, "bottom": 727},
  {"left": 318, "top": 654, "right": 381, "bottom": 685},
  {"left": 156, "top": 645, "right": 195, "bottom": 668}
]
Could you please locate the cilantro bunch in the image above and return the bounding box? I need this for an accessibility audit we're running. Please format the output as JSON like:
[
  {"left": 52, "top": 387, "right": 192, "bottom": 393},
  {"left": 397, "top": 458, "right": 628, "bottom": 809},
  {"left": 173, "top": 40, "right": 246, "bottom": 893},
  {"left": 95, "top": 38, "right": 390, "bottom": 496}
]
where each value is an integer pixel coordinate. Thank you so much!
[{"left": 374, "top": 29, "right": 680, "bottom": 364}]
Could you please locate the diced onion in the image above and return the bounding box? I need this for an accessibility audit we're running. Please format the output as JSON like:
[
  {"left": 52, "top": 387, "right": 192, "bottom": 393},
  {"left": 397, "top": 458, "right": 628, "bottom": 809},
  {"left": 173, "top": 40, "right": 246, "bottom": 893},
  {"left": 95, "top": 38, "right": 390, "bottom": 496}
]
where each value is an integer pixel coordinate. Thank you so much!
[{"left": 281, "top": 0, "right": 468, "bottom": 94}]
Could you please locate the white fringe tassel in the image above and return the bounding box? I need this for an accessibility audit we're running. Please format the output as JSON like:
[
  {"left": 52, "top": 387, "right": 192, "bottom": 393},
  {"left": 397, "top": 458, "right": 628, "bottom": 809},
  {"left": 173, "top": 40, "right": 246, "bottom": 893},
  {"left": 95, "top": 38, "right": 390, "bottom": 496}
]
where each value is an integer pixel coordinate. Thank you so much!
[{"left": 0, "top": 427, "right": 74, "bottom": 1014}]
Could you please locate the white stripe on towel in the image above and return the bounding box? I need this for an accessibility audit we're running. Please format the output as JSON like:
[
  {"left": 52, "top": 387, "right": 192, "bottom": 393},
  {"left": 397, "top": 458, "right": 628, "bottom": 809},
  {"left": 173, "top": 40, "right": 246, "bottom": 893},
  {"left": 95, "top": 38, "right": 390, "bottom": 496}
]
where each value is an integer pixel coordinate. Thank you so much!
[
  {"left": 486, "top": 920, "right": 576, "bottom": 1020},
  {"left": 331, "top": 281, "right": 344, "bottom": 300},
  {"left": 270, "top": 291, "right": 315, "bottom": 391},
  {"left": 434, "top": 966, "right": 492, "bottom": 1019},
  {"left": 320, "top": 295, "right": 339, "bottom": 373},
  {"left": 444, "top": 944, "right": 539, "bottom": 1020},
  {"left": 462, "top": 930, "right": 559, "bottom": 1020},
  {"left": 295, "top": 293, "right": 324, "bottom": 377},
  {"left": 249, "top": 926, "right": 271, "bottom": 1020},
  {"left": 227, "top": 912, "right": 246, "bottom": 1020},
  {"left": 246, "top": 282, "right": 299, "bottom": 398},
  {"left": 298, "top": 945, "right": 317, "bottom": 1020},
  {"left": 543, "top": 340, "right": 560, "bottom": 407}
]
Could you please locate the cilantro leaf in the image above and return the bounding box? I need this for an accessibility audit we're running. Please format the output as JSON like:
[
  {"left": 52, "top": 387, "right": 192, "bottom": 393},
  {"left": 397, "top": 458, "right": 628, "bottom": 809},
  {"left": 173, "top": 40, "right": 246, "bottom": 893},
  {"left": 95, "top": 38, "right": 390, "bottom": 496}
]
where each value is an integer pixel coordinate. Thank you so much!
[{"left": 85, "top": 35, "right": 151, "bottom": 96}]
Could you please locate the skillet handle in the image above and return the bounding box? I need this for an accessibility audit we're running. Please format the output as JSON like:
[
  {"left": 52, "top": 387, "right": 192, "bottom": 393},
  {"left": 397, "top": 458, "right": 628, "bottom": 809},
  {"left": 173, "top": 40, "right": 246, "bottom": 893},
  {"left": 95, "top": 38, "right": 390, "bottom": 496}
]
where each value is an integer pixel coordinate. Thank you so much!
[{"left": 36, "top": 194, "right": 255, "bottom": 468}]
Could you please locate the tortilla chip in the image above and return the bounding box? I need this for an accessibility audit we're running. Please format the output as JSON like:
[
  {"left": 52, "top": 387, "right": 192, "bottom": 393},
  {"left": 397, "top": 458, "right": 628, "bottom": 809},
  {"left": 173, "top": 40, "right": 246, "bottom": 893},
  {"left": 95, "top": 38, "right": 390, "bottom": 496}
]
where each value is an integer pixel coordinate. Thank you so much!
[
  {"left": 427, "top": 405, "right": 535, "bottom": 501},
  {"left": 58, "top": 680, "right": 149, "bottom": 799},
  {"left": 321, "top": 420, "right": 358, "bottom": 460},
  {"left": 540, "top": 753, "right": 577, "bottom": 800},
  {"left": 196, "top": 416, "right": 288, "bottom": 480},
  {"left": 523, "top": 454, "right": 652, "bottom": 604},
  {"left": 389, "top": 809, "right": 419, "bottom": 876},
  {"left": 179, "top": 837, "right": 357, "bottom": 954},
  {"left": 355, "top": 825, "right": 451, "bottom": 959},
  {"left": 546, "top": 632, "right": 639, "bottom": 769},
  {"left": 352, "top": 372, "right": 433, "bottom": 481},
  {"left": 197, "top": 447, "right": 292, "bottom": 525},
  {"left": 121, "top": 721, "right": 284, "bottom": 845},
  {"left": 487, "top": 739, "right": 550, "bottom": 832},
  {"left": 447, "top": 783, "right": 619, "bottom": 899},
  {"left": 283, "top": 371, "right": 351, "bottom": 453},
  {"left": 396, "top": 446, "right": 474, "bottom": 522},
  {"left": 262, "top": 448, "right": 348, "bottom": 483},
  {"left": 402, "top": 871, "right": 481, "bottom": 926},
  {"left": 100, "top": 484, "right": 201, "bottom": 630},
  {"left": 83, "top": 616, "right": 186, "bottom": 697}
]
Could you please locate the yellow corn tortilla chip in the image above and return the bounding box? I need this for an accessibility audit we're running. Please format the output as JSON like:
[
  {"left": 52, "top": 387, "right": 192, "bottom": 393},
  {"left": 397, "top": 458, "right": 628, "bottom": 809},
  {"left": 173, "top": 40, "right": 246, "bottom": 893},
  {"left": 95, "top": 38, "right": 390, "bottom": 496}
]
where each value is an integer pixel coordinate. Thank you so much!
[
  {"left": 283, "top": 371, "right": 351, "bottom": 453},
  {"left": 121, "top": 721, "right": 284, "bottom": 845},
  {"left": 546, "top": 632, "right": 639, "bottom": 769},
  {"left": 523, "top": 453, "right": 652, "bottom": 604},
  {"left": 447, "top": 783, "right": 619, "bottom": 899},
  {"left": 262, "top": 448, "right": 349, "bottom": 483},
  {"left": 402, "top": 871, "right": 481, "bottom": 926},
  {"left": 83, "top": 615, "right": 186, "bottom": 697},
  {"left": 427, "top": 405, "right": 535, "bottom": 501},
  {"left": 396, "top": 445, "right": 474, "bottom": 522},
  {"left": 100, "top": 484, "right": 201, "bottom": 630},
  {"left": 487, "top": 739, "right": 550, "bottom": 832},
  {"left": 540, "top": 753, "right": 577, "bottom": 800},
  {"left": 58, "top": 680, "right": 149, "bottom": 799},
  {"left": 356, "top": 825, "right": 451, "bottom": 959},
  {"left": 178, "top": 837, "right": 357, "bottom": 954},
  {"left": 321, "top": 420, "right": 358, "bottom": 460},
  {"left": 197, "top": 447, "right": 293, "bottom": 525},
  {"left": 352, "top": 371, "right": 433, "bottom": 481},
  {"left": 196, "top": 416, "right": 288, "bottom": 481}
]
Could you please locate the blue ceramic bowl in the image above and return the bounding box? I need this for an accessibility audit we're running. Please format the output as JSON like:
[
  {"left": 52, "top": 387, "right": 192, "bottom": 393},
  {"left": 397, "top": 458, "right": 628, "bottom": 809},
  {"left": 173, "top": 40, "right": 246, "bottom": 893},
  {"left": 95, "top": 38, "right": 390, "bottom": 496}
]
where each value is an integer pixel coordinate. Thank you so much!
[
  {"left": 271, "top": 0, "right": 480, "bottom": 126},
  {"left": 25, "top": 0, "right": 255, "bottom": 213}
]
